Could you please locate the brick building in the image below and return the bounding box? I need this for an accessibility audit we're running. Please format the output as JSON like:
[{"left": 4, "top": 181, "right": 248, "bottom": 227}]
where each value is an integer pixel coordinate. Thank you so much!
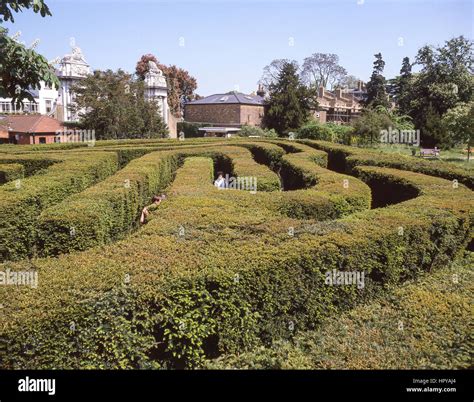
[
  {"left": 184, "top": 91, "right": 265, "bottom": 128},
  {"left": 0, "top": 117, "right": 8, "bottom": 144},
  {"left": 314, "top": 82, "right": 366, "bottom": 124},
  {"left": 2, "top": 115, "right": 66, "bottom": 145}
]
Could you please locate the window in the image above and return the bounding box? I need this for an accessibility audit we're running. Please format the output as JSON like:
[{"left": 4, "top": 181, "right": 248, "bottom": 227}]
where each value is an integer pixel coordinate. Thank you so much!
[
  {"left": 39, "top": 137, "right": 46, "bottom": 144},
  {"left": 45, "top": 100, "right": 52, "bottom": 113},
  {"left": 1, "top": 102, "right": 11, "bottom": 113}
]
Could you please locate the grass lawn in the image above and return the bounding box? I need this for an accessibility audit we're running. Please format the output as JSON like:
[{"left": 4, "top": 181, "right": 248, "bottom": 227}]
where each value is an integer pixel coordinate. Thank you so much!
[{"left": 366, "top": 144, "right": 473, "bottom": 171}]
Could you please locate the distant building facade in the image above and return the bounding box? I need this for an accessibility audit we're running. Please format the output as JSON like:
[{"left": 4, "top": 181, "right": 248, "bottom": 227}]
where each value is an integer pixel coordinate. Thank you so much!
[
  {"left": 314, "top": 81, "right": 366, "bottom": 124},
  {"left": 184, "top": 82, "right": 365, "bottom": 134},
  {"left": 184, "top": 91, "right": 265, "bottom": 128},
  {"left": 0, "top": 82, "right": 58, "bottom": 116},
  {"left": 55, "top": 45, "right": 91, "bottom": 122},
  {"left": 0, "top": 43, "right": 177, "bottom": 138}
]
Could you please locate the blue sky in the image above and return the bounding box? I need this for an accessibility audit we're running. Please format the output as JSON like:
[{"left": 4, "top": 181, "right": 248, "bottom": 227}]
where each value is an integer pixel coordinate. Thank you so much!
[{"left": 3, "top": 0, "right": 473, "bottom": 95}]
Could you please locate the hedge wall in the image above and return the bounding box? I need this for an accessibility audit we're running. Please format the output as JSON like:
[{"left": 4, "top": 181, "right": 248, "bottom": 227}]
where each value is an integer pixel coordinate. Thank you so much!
[
  {"left": 241, "top": 141, "right": 371, "bottom": 220},
  {"left": 0, "top": 163, "right": 24, "bottom": 184},
  {"left": 0, "top": 152, "right": 120, "bottom": 261},
  {"left": 205, "top": 253, "right": 473, "bottom": 369},
  {"left": 0, "top": 155, "right": 57, "bottom": 176},
  {"left": 34, "top": 145, "right": 280, "bottom": 256},
  {"left": 0, "top": 144, "right": 471, "bottom": 369},
  {"left": 299, "top": 140, "right": 474, "bottom": 190},
  {"left": 37, "top": 151, "right": 181, "bottom": 256}
]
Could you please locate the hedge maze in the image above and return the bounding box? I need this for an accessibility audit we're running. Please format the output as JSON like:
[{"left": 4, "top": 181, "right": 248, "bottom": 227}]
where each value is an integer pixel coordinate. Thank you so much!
[{"left": 0, "top": 138, "right": 472, "bottom": 369}]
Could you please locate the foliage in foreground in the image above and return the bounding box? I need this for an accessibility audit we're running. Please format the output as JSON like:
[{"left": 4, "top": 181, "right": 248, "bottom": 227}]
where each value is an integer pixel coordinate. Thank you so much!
[
  {"left": 205, "top": 253, "right": 473, "bottom": 369},
  {"left": 0, "top": 139, "right": 471, "bottom": 369}
]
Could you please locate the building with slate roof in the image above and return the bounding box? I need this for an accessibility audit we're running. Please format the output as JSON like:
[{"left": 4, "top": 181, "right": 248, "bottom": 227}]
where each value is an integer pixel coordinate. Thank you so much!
[{"left": 184, "top": 91, "right": 265, "bottom": 128}]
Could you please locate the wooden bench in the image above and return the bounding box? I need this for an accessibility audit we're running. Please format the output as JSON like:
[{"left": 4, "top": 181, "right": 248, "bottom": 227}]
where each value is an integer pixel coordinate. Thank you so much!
[{"left": 420, "top": 148, "right": 440, "bottom": 158}]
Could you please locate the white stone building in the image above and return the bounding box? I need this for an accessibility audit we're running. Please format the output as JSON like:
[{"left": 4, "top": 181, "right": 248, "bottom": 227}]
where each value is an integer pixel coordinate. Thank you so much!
[
  {"left": 144, "top": 60, "right": 169, "bottom": 127},
  {"left": 0, "top": 44, "right": 176, "bottom": 135},
  {"left": 0, "top": 82, "right": 58, "bottom": 115},
  {"left": 55, "top": 45, "right": 91, "bottom": 122}
]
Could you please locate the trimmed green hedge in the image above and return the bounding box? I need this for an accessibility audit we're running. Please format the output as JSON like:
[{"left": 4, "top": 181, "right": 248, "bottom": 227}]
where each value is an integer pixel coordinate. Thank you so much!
[
  {"left": 0, "top": 155, "right": 56, "bottom": 176},
  {"left": 0, "top": 163, "right": 24, "bottom": 184},
  {"left": 0, "top": 145, "right": 471, "bottom": 368},
  {"left": 0, "top": 152, "right": 120, "bottom": 261},
  {"left": 35, "top": 145, "right": 280, "bottom": 256},
  {"left": 216, "top": 146, "right": 281, "bottom": 192},
  {"left": 245, "top": 141, "right": 371, "bottom": 219},
  {"left": 204, "top": 253, "right": 473, "bottom": 369},
  {"left": 300, "top": 140, "right": 474, "bottom": 190},
  {"left": 37, "top": 151, "right": 181, "bottom": 256}
]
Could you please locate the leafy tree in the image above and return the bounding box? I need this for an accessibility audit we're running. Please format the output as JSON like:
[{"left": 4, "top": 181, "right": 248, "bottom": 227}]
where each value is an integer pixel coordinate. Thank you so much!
[
  {"left": 301, "top": 53, "right": 347, "bottom": 89},
  {"left": 408, "top": 36, "right": 474, "bottom": 147},
  {"left": 337, "top": 75, "right": 361, "bottom": 90},
  {"left": 263, "top": 61, "right": 317, "bottom": 135},
  {"left": 388, "top": 57, "right": 413, "bottom": 115},
  {"left": 71, "top": 69, "right": 168, "bottom": 139},
  {"left": 135, "top": 54, "right": 197, "bottom": 116},
  {"left": 365, "top": 53, "right": 390, "bottom": 109},
  {"left": 442, "top": 101, "right": 474, "bottom": 160},
  {"left": 352, "top": 107, "right": 399, "bottom": 145},
  {"left": 259, "top": 59, "right": 299, "bottom": 90},
  {"left": 0, "top": 0, "right": 51, "bottom": 22},
  {"left": 0, "top": 0, "right": 58, "bottom": 104}
]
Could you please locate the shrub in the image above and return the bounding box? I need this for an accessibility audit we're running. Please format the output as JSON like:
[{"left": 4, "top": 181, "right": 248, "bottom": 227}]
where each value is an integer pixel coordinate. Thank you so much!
[
  {"left": 351, "top": 108, "right": 394, "bottom": 145},
  {"left": 0, "top": 139, "right": 471, "bottom": 370},
  {"left": 237, "top": 125, "right": 278, "bottom": 138},
  {"left": 0, "top": 152, "right": 120, "bottom": 261},
  {"left": 0, "top": 163, "right": 24, "bottom": 184},
  {"left": 296, "top": 121, "right": 334, "bottom": 141},
  {"left": 204, "top": 253, "right": 473, "bottom": 369},
  {"left": 300, "top": 139, "right": 474, "bottom": 189},
  {"left": 325, "top": 123, "right": 354, "bottom": 144}
]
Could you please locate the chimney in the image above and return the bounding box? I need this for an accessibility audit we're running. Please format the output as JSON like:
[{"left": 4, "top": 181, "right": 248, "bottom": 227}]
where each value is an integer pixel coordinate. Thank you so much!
[
  {"left": 357, "top": 80, "right": 363, "bottom": 91},
  {"left": 336, "top": 88, "right": 343, "bottom": 98},
  {"left": 256, "top": 84, "right": 265, "bottom": 98},
  {"left": 318, "top": 86, "right": 325, "bottom": 98}
]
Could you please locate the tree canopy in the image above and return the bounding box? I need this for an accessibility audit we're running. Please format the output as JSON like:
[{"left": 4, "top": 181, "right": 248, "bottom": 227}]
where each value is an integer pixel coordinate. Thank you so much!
[
  {"left": 71, "top": 69, "right": 168, "bottom": 139},
  {"left": 263, "top": 61, "right": 317, "bottom": 135},
  {"left": 301, "top": 53, "right": 347, "bottom": 89},
  {"left": 0, "top": 0, "right": 58, "bottom": 104},
  {"left": 407, "top": 36, "right": 474, "bottom": 146},
  {"left": 365, "top": 53, "right": 390, "bottom": 109}
]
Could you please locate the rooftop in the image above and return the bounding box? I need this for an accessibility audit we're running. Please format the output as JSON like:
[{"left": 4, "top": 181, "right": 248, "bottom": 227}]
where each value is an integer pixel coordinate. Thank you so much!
[
  {"left": 2, "top": 115, "right": 65, "bottom": 134},
  {"left": 187, "top": 91, "right": 264, "bottom": 106}
]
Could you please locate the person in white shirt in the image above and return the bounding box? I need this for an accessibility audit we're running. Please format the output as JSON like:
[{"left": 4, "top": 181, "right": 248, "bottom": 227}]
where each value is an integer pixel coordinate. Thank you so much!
[{"left": 214, "top": 171, "right": 226, "bottom": 189}]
